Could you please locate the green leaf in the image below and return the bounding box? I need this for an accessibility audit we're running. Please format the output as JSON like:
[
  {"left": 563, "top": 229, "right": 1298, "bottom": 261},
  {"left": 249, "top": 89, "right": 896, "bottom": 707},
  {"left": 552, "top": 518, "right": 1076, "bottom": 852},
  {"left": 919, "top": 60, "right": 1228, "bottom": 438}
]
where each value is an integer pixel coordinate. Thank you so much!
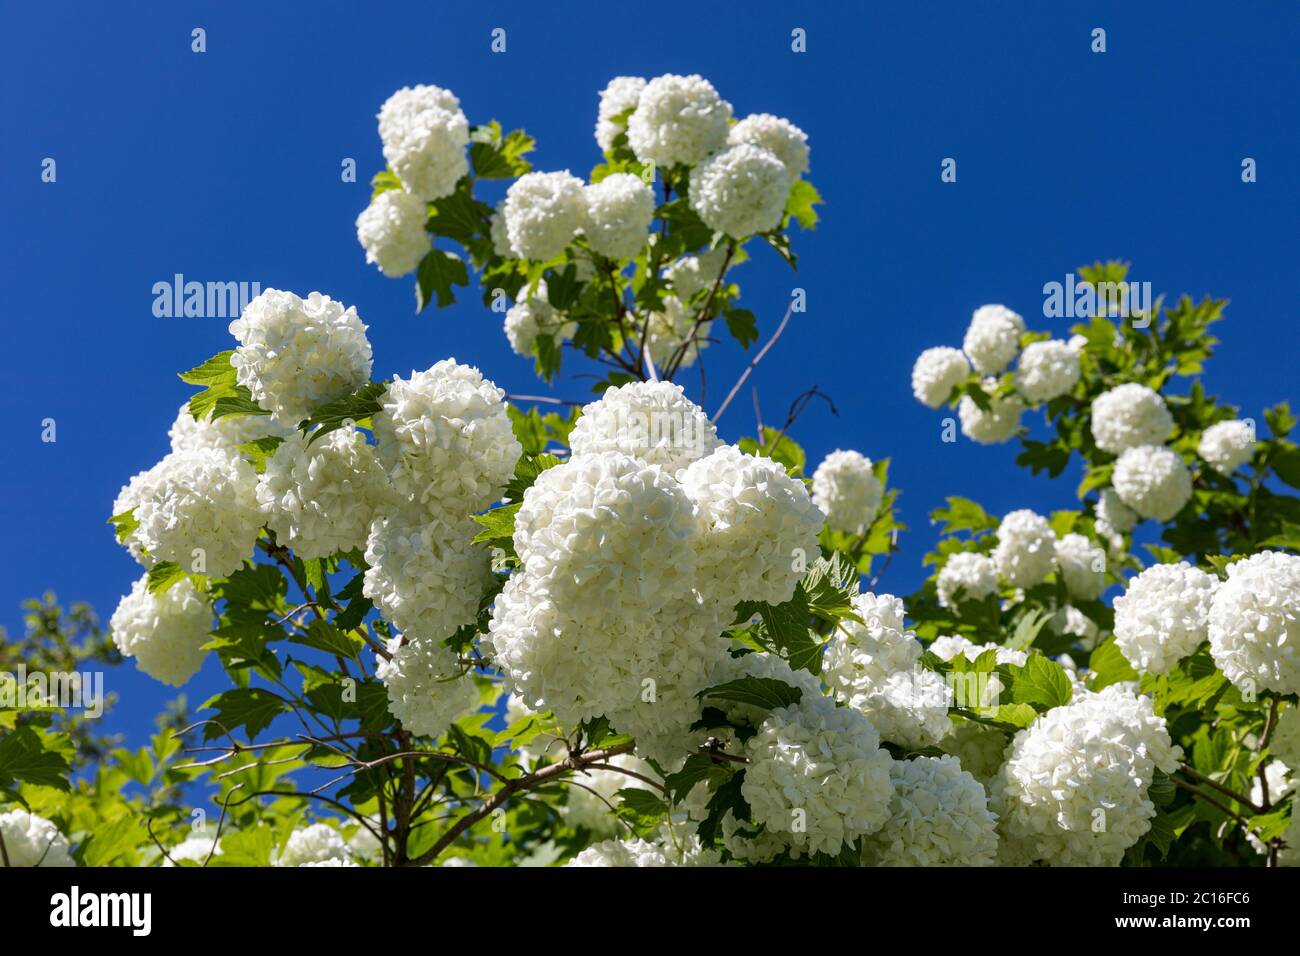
[
  {"left": 81, "top": 815, "right": 144, "bottom": 867},
  {"left": 697, "top": 676, "right": 804, "bottom": 711},
  {"left": 724, "top": 307, "right": 759, "bottom": 348},
  {"left": 615, "top": 788, "right": 670, "bottom": 836},
  {"left": 783, "top": 180, "right": 822, "bottom": 230},
  {"left": 108, "top": 509, "right": 139, "bottom": 545},
  {"left": 1271, "top": 445, "right": 1300, "bottom": 490},
  {"left": 179, "top": 350, "right": 238, "bottom": 386},
  {"left": 416, "top": 248, "right": 470, "bottom": 310},
  {"left": 1087, "top": 637, "right": 1139, "bottom": 690},
  {"left": 469, "top": 125, "right": 536, "bottom": 180},
  {"left": 370, "top": 169, "right": 403, "bottom": 201},
  {"left": 290, "top": 619, "right": 363, "bottom": 661},
  {"left": 1009, "top": 655, "right": 1074, "bottom": 711},
  {"left": 0, "top": 727, "right": 72, "bottom": 791},
  {"left": 931, "top": 497, "right": 1000, "bottom": 535},
  {"left": 199, "top": 688, "right": 288, "bottom": 741},
  {"left": 180, "top": 350, "right": 270, "bottom": 423},
  {"left": 146, "top": 561, "right": 187, "bottom": 595},
  {"left": 663, "top": 754, "right": 731, "bottom": 804},
  {"left": 735, "top": 587, "right": 821, "bottom": 674},
  {"left": 237, "top": 435, "right": 285, "bottom": 473},
  {"left": 300, "top": 381, "right": 387, "bottom": 444},
  {"left": 471, "top": 503, "right": 520, "bottom": 547}
]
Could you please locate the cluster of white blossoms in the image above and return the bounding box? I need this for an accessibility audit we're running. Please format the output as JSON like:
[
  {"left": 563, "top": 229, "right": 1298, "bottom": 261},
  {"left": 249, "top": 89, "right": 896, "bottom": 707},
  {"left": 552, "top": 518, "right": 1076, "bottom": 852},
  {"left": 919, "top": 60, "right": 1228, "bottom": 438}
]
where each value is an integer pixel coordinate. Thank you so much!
[
  {"left": 1198, "top": 419, "right": 1255, "bottom": 475},
  {"left": 642, "top": 295, "right": 709, "bottom": 371},
  {"left": 565, "top": 823, "right": 722, "bottom": 867},
  {"left": 928, "top": 634, "right": 1027, "bottom": 668},
  {"left": 504, "top": 280, "right": 577, "bottom": 358},
  {"left": 256, "top": 427, "right": 391, "bottom": 560},
  {"left": 1112, "top": 562, "right": 1218, "bottom": 674},
  {"left": 1094, "top": 487, "right": 1138, "bottom": 539},
  {"left": 275, "top": 823, "right": 353, "bottom": 867},
  {"left": 583, "top": 172, "right": 656, "bottom": 259},
  {"left": 957, "top": 380, "right": 1025, "bottom": 445},
  {"left": 502, "top": 170, "right": 588, "bottom": 261},
  {"left": 742, "top": 695, "right": 895, "bottom": 856},
  {"left": 1015, "top": 339, "right": 1081, "bottom": 403},
  {"left": 376, "top": 84, "right": 469, "bottom": 202},
  {"left": 164, "top": 828, "right": 222, "bottom": 866},
  {"left": 1208, "top": 551, "right": 1300, "bottom": 695},
  {"left": 1112, "top": 444, "right": 1193, "bottom": 521},
  {"left": 810, "top": 449, "right": 884, "bottom": 534},
  {"left": 625, "top": 74, "right": 732, "bottom": 166},
  {"left": 373, "top": 635, "right": 480, "bottom": 738},
  {"left": 355, "top": 188, "right": 431, "bottom": 278},
  {"left": 566, "top": 380, "right": 721, "bottom": 474},
  {"left": 1054, "top": 532, "right": 1107, "bottom": 600},
  {"left": 992, "top": 510, "right": 1057, "bottom": 587},
  {"left": 663, "top": 248, "right": 730, "bottom": 301},
  {"left": 822, "top": 592, "right": 952, "bottom": 749},
  {"left": 962, "top": 305, "right": 1025, "bottom": 375},
  {"left": 0, "top": 808, "right": 75, "bottom": 867},
  {"left": 860, "top": 756, "right": 999, "bottom": 867},
  {"left": 911, "top": 346, "right": 970, "bottom": 409},
  {"left": 594, "top": 76, "right": 646, "bottom": 152},
  {"left": 109, "top": 577, "right": 212, "bottom": 687},
  {"left": 938, "top": 721, "right": 1010, "bottom": 786},
  {"left": 167, "top": 402, "right": 294, "bottom": 455},
  {"left": 689, "top": 143, "right": 790, "bottom": 238},
  {"left": 1090, "top": 384, "right": 1173, "bottom": 454},
  {"left": 935, "top": 552, "right": 999, "bottom": 609},
  {"left": 993, "top": 684, "right": 1182, "bottom": 866},
  {"left": 728, "top": 113, "right": 810, "bottom": 178}
]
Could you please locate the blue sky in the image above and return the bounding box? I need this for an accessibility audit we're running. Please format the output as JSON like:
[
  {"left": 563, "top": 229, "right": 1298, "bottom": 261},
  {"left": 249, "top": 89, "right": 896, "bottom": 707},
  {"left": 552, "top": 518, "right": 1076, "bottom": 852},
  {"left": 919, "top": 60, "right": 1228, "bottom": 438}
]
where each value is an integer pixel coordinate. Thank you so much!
[{"left": 2, "top": 2, "right": 1297, "bottom": 749}]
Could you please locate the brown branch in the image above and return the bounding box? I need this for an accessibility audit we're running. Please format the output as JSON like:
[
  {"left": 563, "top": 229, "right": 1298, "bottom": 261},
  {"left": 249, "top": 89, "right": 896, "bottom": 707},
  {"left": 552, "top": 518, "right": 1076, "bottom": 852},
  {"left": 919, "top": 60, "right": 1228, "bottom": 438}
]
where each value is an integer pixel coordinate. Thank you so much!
[{"left": 712, "top": 300, "right": 796, "bottom": 423}]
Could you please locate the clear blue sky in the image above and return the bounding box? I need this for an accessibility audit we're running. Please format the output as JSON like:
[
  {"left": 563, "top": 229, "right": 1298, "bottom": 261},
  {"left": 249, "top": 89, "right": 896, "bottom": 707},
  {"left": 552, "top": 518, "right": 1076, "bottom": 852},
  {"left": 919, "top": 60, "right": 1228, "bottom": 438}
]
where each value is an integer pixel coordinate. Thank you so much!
[{"left": 2, "top": 2, "right": 1297, "bottom": 749}]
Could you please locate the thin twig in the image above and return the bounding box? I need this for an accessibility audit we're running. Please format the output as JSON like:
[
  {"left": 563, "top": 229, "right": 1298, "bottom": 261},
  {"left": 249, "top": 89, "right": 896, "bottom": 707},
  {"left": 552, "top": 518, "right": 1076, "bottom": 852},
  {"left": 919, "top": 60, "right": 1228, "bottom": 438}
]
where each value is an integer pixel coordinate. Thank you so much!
[{"left": 713, "top": 301, "right": 795, "bottom": 423}]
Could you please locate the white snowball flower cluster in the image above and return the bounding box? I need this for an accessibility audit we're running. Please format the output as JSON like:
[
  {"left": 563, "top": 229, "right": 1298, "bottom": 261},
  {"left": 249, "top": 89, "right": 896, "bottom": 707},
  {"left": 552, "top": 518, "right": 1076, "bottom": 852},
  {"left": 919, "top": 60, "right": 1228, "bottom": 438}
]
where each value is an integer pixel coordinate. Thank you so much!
[
  {"left": 121, "top": 448, "right": 261, "bottom": 576},
  {"left": 958, "top": 381, "right": 1025, "bottom": 444},
  {"left": 1051, "top": 605, "right": 1099, "bottom": 646},
  {"left": 962, "top": 305, "right": 1025, "bottom": 374},
  {"left": 566, "top": 825, "right": 722, "bottom": 867},
  {"left": 504, "top": 281, "right": 577, "bottom": 357},
  {"left": 257, "top": 428, "right": 391, "bottom": 560},
  {"left": 164, "top": 829, "right": 222, "bottom": 866},
  {"left": 355, "top": 188, "right": 432, "bottom": 277},
  {"left": 489, "top": 200, "right": 512, "bottom": 258},
  {"left": 643, "top": 296, "right": 710, "bottom": 371},
  {"left": 376, "top": 84, "right": 469, "bottom": 202},
  {"left": 0, "top": 808, "right": 75, "bottom": 867},
  {"left": 680, "top": 445, "right": 823, "bottom": 610},
  {"left": 374, "top": 635, "right": 479, "bottom": 738},
  {"left": 811, "top": 449, "right": 883, "bottom": 534},
  {"left": 992, "top": 510, "right": 1057, "bottom": 587},
  {"left": 363, "top": 514, "right": 489, "bottom": 642},
  {"left": 110, "top": 576, "right": 212, "bottom": 687},
  {"left": 1054, "top": 533, "right": 1107, "bottom": 600},
  {"left": 1095, "top": 487, "right": 1138, "bottom": 536},
  {"left": 1015, "top": 339, "right": 1080, "bottom": 403},
  {"left": 275, "top": 823, "right": 352, "bottom": 867},
  {"left": 663, "top": 248, "right": 730, "bottom": 300},
  {"left": 928, "top": 634, "right": 1027, "bottom": 668},
  {"left": 994, "top": 684, "right": 1181, "bottom": 866},
  {"left": 372, "top": 358, "right": 521, "bottom": 518},
  {"left": 911, "top": 347, "right": 970, "bottom": 409},
  {"left": 689, "top": 143, "right": 790, "bottom": 238},
  {"left": 1271, "top": 705, "right": 1300, "bottom": 768},
  {"left": 1112, "top": 445, "right": 1192, "bottom": 521},
  {"left": 1208, "top": 551, "right": 1300, "bottom": 695},
  {"left": 583, "top": 173, "right": 655, "bottom": 259},
  {"left": 861, "top": 755, "right": 999, "bottom": 866},
  {"left": 939, "top": 722, "right": 1009, "bottom": 785},
  {"left": 566, "top": 381, "right": 720, "bottom": 475},
  {"left": 594, "top": 76, "right": 646, "bottom": 152},
  {"left": 822, "top": 592, "right": 952, "bottom": 748},
  {"left": 728, "top": 113, "right": 810, "bottom": 178},
  {"left": 167, "top": 403, "right": 293, "bottom": 455},
  {"left": 626, "top": 74, "right": 732, "bottom": 167},
  {"left": 936, "top": 552, "right": 998, "bottom": 609},
  {"left": 742, "top": 695, "right": 895, "bottom": 856},
  {"left": 229, "top": 290, "right": 373, "bottom": 426},
  {"left": 1199, "top": 420, "right": 1255, "bottom": 475},
  {"left": 561, "top": 754, "right": 659, "bottom": 835},
  {"left": 1090, "top": 383, "right": 1173, "bottom": 454},
  {"left": 502, "top": 170, "right": 587, "bottom": 260},
  {"left": 1113, "top": 562, "right": 1218, "bottom": 674}
]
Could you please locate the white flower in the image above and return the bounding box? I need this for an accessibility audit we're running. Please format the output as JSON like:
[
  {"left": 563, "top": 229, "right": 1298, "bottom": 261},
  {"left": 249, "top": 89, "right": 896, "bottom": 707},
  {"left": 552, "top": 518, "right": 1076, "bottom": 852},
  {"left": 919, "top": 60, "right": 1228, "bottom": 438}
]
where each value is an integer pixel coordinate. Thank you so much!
[
  {"left": 861, "top": 755, "right": 999, "bottom": 866},
  {"left": 911, "top": 347, "right": 970, "bottom": 408},
  {"left": 1090, "top": 383, "right": 1173, "bottom": 454},
  {"left": 992, "top": 510, "right": 1057, "bottom": 587},
  {"left": 299, "top": 858, "right": 358, "bottom": 867},
  {"left": 958, "top": 380, "right": 1025, "bottom": 445},
  {"left": 1251, "top": 761, "right": 1292, "bottom": 809},
  {"left": 561, "top": 754, "right": 659, "bottom": 835},
  {"left": 681, "top": 446, "right": 824, "bottom": 610},
  {"left": 1054, "top": 533, "right": 1107, "bottom": 600},
  {"left": 626, "top": 74, "right": 732, "bottom": 167},
  {"left": 1095, "top": 488, "right": 1138, "bottom": 536},
  {"left": 811, "top": 449, "right": 883, "bottom": 534},
  {"left": 643, "top": 295, "right": 711, "bottom": 371},
  {"left": 567, "top": 381, "right": 720, "bottom": 476},
  {"left": 1208, "top": 551, "right": 1300, "bottom": 695},
  {"left": 936, "top": 552, "right": 998, "bottom": 609},
  {"left": 489, "top": 200, "right": 513, "bottom": 258},
  {"left": 168, "top": 403, "right": 294, "bottom": 455},
  {"left": 377, "top": 85, "right": 469, "bottom": 202},
  {"left": 0, "top": 808, "right": 75, "bottom": 867},
  {"left": 689, "top": 143, "right": 790, "bottom": 238},
  {"left": 110, "top": 575, "right": 212, "bottom": 687},
  {"left": 742, "top": 695, "right": 895, "bottom": 856},
  {"left": 372, "top": 359, "right": 521, "bottom": 519},
  {"left": 663, "top": 248, "right": 730, "bottom": 300},
  {"left": 504, "top": 280, "right": 576, "bottom": 357},
  {"left": 595, "top": 76, "right": 647, "bottom": 152},
  {"left": 257, "top": 428, "right": 391, "bottom": 560},
  {"left": 727, "top": 113, "right": 810, "bottom": 178},
  {"left": 993, "top": 684, "right": 1182, "bottom": 866},
  {"left": 164, "top": 829, "right": 221, "bottom": 866},
  {"left": 276, "top": 823, "right": 351, "bottom": 867},
  {"left": 583, "top": 173, "right": 655, "bottom": 259},
  {"left": 939, "top": 722, "right": 1009, "bottom": 785},
  {"left": 363, "top": 513, "right": 489, "bottom": 642},
  {"left": 125, "top": 448, "right": 261, "bottom": 577},
  {"left": 502, "top": 171, "right": 587, "bottom": 261},
  {"left": 375, "top": 636, "right": 479, "bottom": 738},
  {"left": 1051, "top": 605, "right": 1099, "bottom": 645},
  {"left": 229, "top": 289, "right": 373, "bottom": 426},
  {"left": 1112, "top": 445, "right": 1192, "bottom": 521},
  {"left": 566, "top": 824, "right": 722, "bottom": 867},
  {"left": 1270, "top": 705, "right": 1300, "bottom": 768},
  {"left": 1199, "top": 420, "right": 1255, "bottom": 475},
  {"left": 356, "top": 189, "right": 431, "bottom": 277},
  {"left": 1113, "top": 562, "right": 1218, "bottom": 674},
  {"left": 962, "top": 305, "right": 1024, "bottom": 374},
  {"left": 928, "top": 634, "right": 1028, "bottom": 668},
  {"left": 1015, "top": 339, "right": 1080, "bottom": 403}
]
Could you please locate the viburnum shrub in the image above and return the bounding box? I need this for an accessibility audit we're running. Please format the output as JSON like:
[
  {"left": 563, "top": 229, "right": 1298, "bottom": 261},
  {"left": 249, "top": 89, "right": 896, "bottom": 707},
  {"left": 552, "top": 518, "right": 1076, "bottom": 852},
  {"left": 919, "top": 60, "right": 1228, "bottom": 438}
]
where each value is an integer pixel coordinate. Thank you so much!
[{"left": 3, "top": 76, "right": 1297, "bottom": 869}]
